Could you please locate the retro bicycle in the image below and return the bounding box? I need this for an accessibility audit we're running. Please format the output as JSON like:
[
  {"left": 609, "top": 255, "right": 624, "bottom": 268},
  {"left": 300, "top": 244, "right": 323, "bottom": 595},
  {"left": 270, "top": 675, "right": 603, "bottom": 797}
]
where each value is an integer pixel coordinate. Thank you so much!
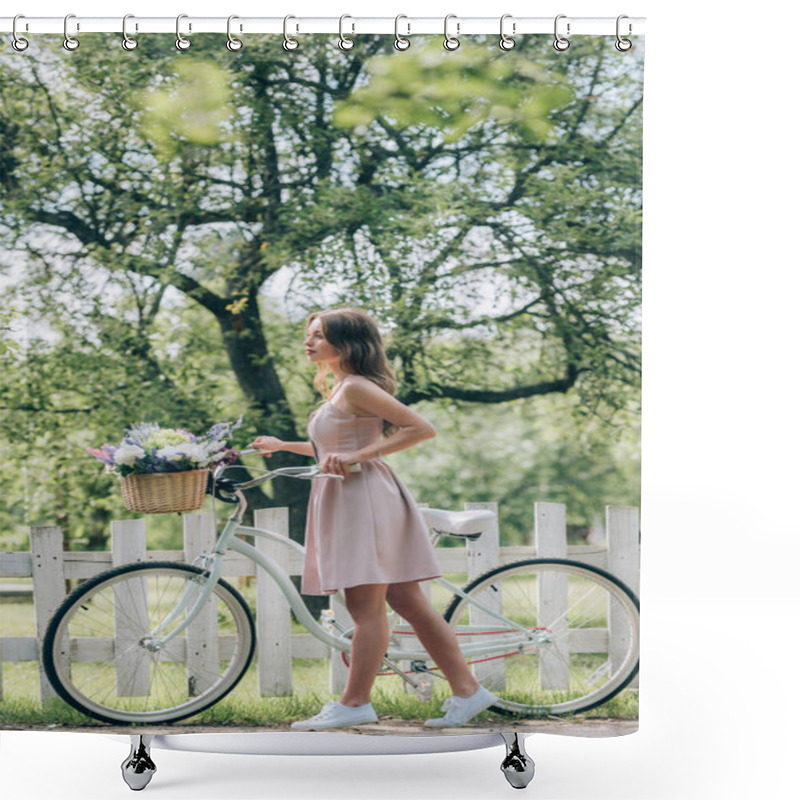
[{"left": 43, "top": 453, "right": 640, "bottom": 725}]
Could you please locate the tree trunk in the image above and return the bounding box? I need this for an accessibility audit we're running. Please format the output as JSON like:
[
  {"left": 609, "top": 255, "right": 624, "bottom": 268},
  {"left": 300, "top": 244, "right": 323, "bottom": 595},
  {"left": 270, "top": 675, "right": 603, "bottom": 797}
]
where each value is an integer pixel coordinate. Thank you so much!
[
  {"left": 215, "top": 295, "right": 328, "bottom": 616},
  {"left": 217, "top": 298, "right": 312, "bottom": 539}
]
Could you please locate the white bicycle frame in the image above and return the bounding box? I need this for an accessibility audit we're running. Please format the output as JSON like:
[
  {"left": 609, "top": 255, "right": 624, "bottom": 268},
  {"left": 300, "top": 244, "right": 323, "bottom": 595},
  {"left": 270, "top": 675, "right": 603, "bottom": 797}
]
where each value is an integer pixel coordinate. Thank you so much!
[{"left": 141, "top": 459, "right": 546, "bottom": 672}]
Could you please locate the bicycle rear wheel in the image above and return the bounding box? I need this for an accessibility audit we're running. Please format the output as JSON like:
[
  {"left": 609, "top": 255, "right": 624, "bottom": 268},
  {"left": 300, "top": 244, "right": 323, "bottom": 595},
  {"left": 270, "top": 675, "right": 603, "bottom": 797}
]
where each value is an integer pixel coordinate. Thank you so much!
[
  {"left": 43, "top": 562, "right": 255, "bottom": 724},
  {"left": 444, "top": 558, "right": 639, "bottom": 716}
]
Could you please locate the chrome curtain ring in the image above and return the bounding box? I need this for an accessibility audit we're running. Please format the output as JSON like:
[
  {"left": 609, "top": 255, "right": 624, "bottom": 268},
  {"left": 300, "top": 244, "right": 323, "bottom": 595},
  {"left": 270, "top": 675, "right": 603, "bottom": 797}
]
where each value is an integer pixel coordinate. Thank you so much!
[
  {"left": 338, "top": 14, "right": 355, "bottom": 50},
  {"left": 553, "top": 14, "right": 570, "bottom": 52},
  {"left": 227, "top": 15, "right": 243, "bottom": 51},
  {"left": 176, "top": 14, "right": 191, "bottom": 50},
  {"left": 394, "top": 14, "right": 411, "bottom": 51},
  {"left": 443, "top": 14, "right": 460, "bottom": 51},
  {"left": 12, "top": 14, "right": 29, "bottom": 52},
  {"left": 122, "top": 14, "right": 139, "bottom": 51},
  {"left": 615, "top": 15, "right": 633, "bottom": 52},
  {"left": 63, "top": 13, "right": 80, "bottom": 51},
  {"left": 499, "top": 13, "right": 516, "bottom": 51},
  {"left": 283, "top": 15, "right": 299, "bottom": 51}
]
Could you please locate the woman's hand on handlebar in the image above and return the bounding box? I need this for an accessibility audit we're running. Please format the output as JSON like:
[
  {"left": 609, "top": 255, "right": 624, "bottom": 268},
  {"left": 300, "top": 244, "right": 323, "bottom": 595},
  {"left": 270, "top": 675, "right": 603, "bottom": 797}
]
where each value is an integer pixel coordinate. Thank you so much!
[
  {"left": 249, "top": 436, "right": 284, "bottom": 457},
  {"left": 319, "top": 451, "right": 360, "bottom": 477}
]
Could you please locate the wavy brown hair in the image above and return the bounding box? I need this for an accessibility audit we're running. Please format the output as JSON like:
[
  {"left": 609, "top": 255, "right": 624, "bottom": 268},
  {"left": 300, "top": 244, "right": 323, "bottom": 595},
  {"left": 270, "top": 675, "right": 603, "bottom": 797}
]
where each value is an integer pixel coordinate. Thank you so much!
[{"left": 308, "top": 308, "right": 397, "bottom": 398}]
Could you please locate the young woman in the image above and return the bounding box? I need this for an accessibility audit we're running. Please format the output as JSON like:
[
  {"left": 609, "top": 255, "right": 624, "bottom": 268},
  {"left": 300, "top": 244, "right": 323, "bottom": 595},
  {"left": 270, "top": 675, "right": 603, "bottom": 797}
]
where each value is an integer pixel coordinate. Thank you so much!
[{"left": 250, "top": 308, "right": 496, "bottom": 730}]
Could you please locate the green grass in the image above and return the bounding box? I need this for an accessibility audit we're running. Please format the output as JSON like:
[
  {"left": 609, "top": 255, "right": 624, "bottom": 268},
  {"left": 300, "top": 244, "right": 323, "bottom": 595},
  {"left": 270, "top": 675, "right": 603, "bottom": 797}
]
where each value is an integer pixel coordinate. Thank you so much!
[
  {"left": 0, "top": 590, "right": 35, "bottom": 636},
  {"left": 0, "top": 654, "right": 638, "bottom": 727}
]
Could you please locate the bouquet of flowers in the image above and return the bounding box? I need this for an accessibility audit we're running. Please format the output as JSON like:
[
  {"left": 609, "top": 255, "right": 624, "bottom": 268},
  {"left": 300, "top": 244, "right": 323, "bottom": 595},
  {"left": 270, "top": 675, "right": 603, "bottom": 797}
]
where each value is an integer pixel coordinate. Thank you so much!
[
  {"left": 87, "top": 419, "right": 242, "bottom": 476},
  {"left": 87, "top": 419, "right": 242, "bottom": 513}
]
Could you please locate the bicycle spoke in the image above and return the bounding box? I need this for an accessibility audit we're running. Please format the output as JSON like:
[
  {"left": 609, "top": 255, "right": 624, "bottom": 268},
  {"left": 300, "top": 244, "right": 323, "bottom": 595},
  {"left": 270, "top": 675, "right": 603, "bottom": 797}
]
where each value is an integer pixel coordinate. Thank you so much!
[
  {"left": 444, "top": 559, "right": 639, "bottom": 716},
  {"left": 45, "top": 564, "right": 254, "bottom": 723}
]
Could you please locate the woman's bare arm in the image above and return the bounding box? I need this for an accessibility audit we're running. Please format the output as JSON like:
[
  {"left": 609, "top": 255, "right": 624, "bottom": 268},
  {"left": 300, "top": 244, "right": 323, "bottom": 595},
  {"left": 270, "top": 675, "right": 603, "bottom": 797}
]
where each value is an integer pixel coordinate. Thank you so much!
[
  {"left": 331, "top": 378, "right": 436, "bottom": 464},
  {"left": 249, "top": 435, "right": 314, "bottom": 458}
]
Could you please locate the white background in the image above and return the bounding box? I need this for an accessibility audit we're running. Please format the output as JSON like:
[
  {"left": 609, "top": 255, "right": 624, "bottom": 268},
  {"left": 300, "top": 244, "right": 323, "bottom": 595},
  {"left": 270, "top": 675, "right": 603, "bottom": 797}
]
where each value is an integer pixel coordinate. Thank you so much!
[{"left": 2, "top": 1, "right": 798, "bottom": 798}]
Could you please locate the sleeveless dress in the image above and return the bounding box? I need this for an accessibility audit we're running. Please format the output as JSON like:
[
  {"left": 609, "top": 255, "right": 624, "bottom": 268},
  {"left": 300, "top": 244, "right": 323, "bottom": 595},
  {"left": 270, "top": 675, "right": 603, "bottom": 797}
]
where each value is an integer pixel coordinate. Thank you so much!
[{"left": 301, "top": 383, "right": 443, "bottom": 596}]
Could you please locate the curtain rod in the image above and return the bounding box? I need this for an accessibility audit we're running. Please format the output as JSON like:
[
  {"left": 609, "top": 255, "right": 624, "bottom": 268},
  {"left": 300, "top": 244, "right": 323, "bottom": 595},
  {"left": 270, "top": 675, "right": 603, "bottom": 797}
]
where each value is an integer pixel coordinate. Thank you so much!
[{"left": 2, "top": 16, "right": 646, "bottom": 37}]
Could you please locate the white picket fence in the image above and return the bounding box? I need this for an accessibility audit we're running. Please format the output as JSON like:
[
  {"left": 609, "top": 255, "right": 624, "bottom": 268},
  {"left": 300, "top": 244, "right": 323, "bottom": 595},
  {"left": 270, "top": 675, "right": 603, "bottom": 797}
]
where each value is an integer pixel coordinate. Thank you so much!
[{"left": 0, "top": 502, "right": 639, "bottom": 704}]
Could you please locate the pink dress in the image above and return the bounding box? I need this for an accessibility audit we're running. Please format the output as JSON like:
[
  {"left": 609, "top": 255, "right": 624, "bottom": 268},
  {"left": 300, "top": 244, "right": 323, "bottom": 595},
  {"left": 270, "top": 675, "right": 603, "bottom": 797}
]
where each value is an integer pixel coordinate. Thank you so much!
[{"left": 301, "top": 387, "right": 442, "bottom": 596}]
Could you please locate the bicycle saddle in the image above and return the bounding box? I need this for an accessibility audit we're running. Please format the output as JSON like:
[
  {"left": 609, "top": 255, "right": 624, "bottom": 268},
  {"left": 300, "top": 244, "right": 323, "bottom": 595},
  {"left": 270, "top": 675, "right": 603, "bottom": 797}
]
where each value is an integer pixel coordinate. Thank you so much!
[{"left": 419, "top": 507, "right": 496, "bottom": 538}]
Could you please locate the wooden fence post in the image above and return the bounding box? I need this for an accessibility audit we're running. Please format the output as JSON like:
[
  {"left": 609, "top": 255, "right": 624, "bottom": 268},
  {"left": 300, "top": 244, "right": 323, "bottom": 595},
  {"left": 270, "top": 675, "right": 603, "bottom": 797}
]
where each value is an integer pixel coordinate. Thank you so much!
[
  {"left": 534, "top": 502, "right": 570, "bottom": 690},
  {"left": 254, "top": 508, "right": 293, "bottom": 696},
  {"left": 111, "top": 518, "right": 147, "bottom": 567},
  {"left": 111, "top": 518, "right": 150, "bottom": 696},
  {"left": 183, "top": 513, "right": 219, "bottom": 698},
  {"left": 30, "top": 526, "right": 66, "bottom": 703},
  {"left": 607, "top": 506, "right": 640, "bottom": 687},
  {"left": 465, "top": 501, "right": 504, "bottom": 691}
]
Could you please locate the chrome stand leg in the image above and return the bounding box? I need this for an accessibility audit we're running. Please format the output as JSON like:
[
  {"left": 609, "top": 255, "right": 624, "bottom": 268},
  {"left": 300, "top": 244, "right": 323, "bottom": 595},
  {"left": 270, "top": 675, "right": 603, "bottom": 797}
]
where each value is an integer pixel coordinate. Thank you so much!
[
  {"left": 499, "top": 733, "right": 535, "bottom": 789},
  {"left": 121, "top": 735, "right": 156, "bottom": 791}
]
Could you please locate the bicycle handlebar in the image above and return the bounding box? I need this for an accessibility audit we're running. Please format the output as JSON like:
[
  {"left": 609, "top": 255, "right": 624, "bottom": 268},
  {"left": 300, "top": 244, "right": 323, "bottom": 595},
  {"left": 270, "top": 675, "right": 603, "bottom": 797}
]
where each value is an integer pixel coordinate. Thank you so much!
[{"left": 209, "top": 453, "right": 343, "bottom": 504}]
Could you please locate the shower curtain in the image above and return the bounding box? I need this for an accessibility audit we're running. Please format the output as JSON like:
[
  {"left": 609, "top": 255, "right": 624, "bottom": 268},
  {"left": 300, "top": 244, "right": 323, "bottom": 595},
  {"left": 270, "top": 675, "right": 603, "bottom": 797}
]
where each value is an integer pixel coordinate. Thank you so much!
[{"left": 0, "top": 28, "right": 643, "bottom": 739}]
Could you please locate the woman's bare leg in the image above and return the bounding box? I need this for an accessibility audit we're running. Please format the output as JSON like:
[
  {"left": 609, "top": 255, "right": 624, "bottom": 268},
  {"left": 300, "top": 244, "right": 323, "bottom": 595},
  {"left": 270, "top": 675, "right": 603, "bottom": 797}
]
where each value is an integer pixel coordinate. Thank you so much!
[
  {"left": 386, "top": 581, "right": 481, "bottom": 698},
  {"left": 339, "top": 583, "right": 389, "bottom": 707}
]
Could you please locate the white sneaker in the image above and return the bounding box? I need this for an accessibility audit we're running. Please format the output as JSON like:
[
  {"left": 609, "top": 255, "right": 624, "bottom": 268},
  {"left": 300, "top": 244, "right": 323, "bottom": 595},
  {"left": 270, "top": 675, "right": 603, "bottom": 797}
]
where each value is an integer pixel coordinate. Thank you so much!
[
  {"left": 423, "top": 685, "right": 497, "bottom": 728},
  {"left": 290, "top": 701, "right": 378, "bottom": 731}
]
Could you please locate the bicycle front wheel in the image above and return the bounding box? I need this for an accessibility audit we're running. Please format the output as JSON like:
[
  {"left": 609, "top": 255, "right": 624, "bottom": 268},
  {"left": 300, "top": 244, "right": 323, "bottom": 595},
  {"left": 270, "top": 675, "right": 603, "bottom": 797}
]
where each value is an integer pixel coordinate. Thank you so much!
[
  {"left": 43, "top": 562, "right": 255, "bottom": 724},
  {"left": 444, "top": 558, "right": 639, "bottom": 717}
]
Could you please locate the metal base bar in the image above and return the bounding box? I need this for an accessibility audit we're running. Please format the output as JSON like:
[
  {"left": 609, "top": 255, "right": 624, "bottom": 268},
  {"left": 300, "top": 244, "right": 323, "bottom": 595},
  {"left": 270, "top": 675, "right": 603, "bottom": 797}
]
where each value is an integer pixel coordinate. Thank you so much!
[{"left": 115, "top": 732, "right": 533, "bottom": 789}]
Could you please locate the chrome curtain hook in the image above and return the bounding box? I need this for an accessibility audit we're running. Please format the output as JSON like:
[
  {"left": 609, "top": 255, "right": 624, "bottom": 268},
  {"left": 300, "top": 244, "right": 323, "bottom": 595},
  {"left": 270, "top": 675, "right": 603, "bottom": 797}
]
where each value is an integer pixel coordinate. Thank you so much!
[
  {"left": 443, "top": 14, "right": 460, "bottom": 51},
  {"left": 227, "top": 15, "right": 243, "bottom": 51},
  {"left": 122, "top": 14, "right": 139, "bottom": 51},
  {"left": 553, "top": 14, "right": 570, "bottom": 52},
  {"left": 615, "top": 14, "right": 633, "bottom": 52},
  {"left": 338, "top": 14, "right": 355, "bottom": 50},
  {"left": 499, "top": 13, "right": 516, "bottom": 51},
  {"left": 63, "top": 13, "right": 79, "bottom": 51},
  {"left": 176, "top": 13, "right": 191, "bottom": 51},
  {"left": 394, "top": 14, "right": 411, "bottom": 51},
  {"left": 12, "top": 14, "right": 29, "bottom": 52},
  {"left": 283, "top": 15, "right": 299, "bottom": 51}
]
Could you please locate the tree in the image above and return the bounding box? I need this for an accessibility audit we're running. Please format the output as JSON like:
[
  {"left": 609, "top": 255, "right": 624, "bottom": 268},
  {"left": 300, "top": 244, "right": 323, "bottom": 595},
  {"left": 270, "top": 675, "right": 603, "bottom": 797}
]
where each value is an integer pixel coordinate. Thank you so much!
[{"left": 1, "top": 35, "right": 642, "bottom": 552}]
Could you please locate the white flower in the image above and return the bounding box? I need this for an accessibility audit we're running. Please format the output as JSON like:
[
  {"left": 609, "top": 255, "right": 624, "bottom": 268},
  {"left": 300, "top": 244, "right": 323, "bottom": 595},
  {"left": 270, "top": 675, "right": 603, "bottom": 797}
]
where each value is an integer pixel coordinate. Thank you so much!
[
  {"left": 158, "top": 443, "right": 211, "bottom": 466},
  {"left": 156, "top": 445, "right": 188, "bottom": 462},
  {"left": 114, "top": 444, "right": 145, "bottom": 467},
  {"left": 185, "top": 443, "right": 212, "bottom": 465}
]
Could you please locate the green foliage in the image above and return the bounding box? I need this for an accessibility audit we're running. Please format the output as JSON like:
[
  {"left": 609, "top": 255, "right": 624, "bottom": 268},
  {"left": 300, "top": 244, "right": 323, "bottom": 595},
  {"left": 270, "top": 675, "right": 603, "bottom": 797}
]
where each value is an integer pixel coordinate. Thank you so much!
[
  {"left": 0, "top": 35, "right": 643, "bottom": 550},
  {"left": 137, "top": 61, "right": 233, "bottom": 157},
  {"left": 0, "top": 307, "right": 21, "bottom": 357},
  {"left": 334, "top": 38, "right": 572, "bottom": 142},
  {"left": 391, "top": 394, "right": 640, "bottom": 545}
]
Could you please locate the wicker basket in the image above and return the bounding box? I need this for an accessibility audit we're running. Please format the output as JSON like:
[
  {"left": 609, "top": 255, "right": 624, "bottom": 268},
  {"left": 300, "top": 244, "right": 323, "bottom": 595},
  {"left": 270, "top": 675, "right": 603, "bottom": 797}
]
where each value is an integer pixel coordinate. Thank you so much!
[{"left": 120, "top": 469, "right": 210, "bottom": 514}]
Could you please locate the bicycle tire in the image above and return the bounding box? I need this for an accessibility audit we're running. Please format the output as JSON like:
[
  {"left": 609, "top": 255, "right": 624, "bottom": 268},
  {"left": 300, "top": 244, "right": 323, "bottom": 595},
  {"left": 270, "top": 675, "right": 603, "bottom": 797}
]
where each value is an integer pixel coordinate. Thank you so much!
[
  {"left": 443, "top": 558, "right": 639, "bottom": 717},
  {"left": 43, "top": 561, "right": 255, "bottom": 724}
]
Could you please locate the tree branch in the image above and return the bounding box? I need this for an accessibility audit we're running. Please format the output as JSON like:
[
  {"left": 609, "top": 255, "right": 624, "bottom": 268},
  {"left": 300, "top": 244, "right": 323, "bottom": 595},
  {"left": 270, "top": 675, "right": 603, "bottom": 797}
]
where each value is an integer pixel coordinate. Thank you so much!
[{"left": 401, "top": 366, "right": 580, "bottom": 405}]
